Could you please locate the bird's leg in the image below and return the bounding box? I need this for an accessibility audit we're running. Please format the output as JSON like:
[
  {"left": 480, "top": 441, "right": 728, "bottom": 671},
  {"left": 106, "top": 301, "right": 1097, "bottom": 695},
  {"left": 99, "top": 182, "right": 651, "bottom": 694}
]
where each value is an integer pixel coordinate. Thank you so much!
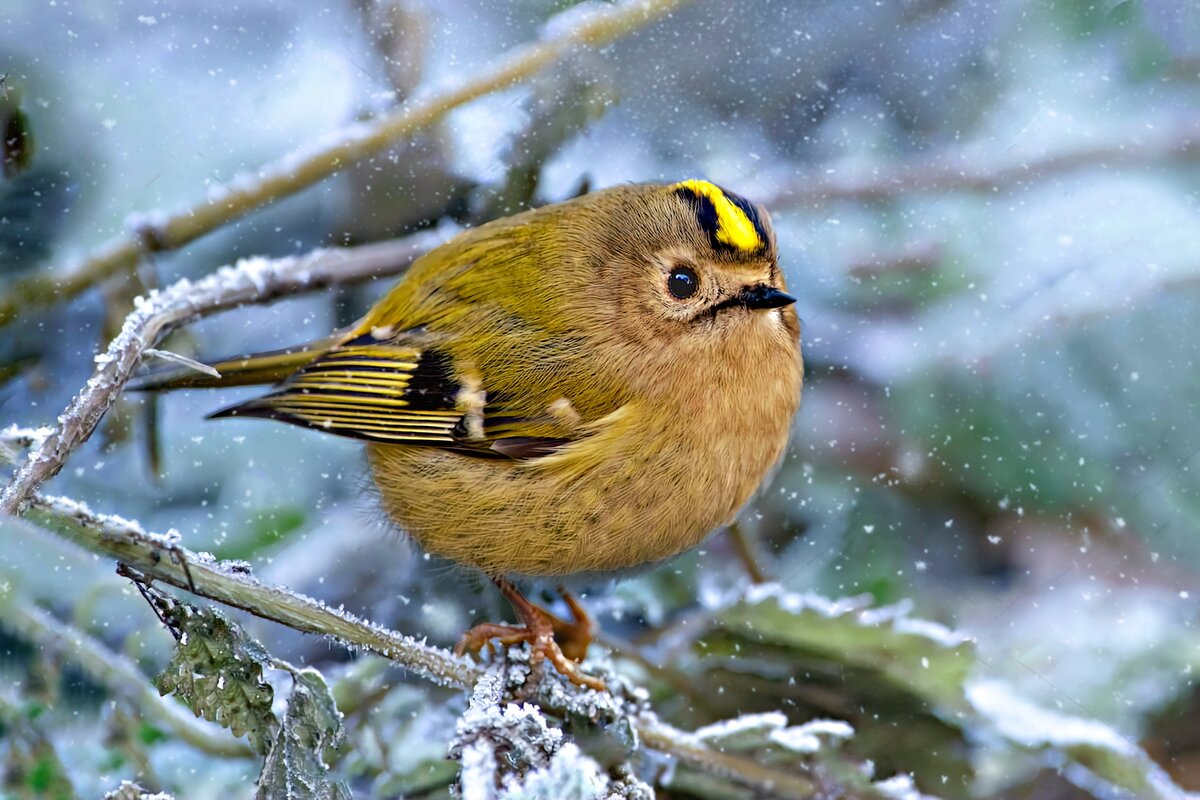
[{"left": 455, "top": 578, "right": 606, "bottom": 691}]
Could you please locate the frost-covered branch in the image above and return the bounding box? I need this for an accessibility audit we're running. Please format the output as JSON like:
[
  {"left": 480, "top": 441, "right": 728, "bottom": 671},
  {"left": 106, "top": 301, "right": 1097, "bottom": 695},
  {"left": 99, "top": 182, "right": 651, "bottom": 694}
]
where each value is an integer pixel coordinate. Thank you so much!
[
  {"left": 767, "top": 115, "right": 1200, "bottom": 206},
  {"left": 0, "top": 595, "right": 254, "bottom": 759},
  {"left": 0, "top": 231, "right": 448, "bottom": 515},
  {"left": 0, "top": 0, "right": 693, "bottom": 329},
  {"left": 27, "top": 493, "right": 480, "bottom": 689},
  {"left": 23, "top": 493, "right": 834, "bottom": 799}
]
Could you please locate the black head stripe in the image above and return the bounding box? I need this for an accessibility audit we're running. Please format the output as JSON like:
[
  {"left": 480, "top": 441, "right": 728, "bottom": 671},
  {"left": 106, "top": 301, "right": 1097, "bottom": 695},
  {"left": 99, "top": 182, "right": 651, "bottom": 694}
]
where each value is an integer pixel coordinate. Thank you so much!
[{"left": 674, "top": 185, "right": 723, "bottom": 252}]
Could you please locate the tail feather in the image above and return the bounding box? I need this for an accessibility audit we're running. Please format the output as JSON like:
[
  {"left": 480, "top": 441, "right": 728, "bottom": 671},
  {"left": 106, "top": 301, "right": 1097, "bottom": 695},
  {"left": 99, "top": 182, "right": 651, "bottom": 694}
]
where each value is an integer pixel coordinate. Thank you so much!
[{"left": 129, "top": 337, "right": 339, "bottom": 392}]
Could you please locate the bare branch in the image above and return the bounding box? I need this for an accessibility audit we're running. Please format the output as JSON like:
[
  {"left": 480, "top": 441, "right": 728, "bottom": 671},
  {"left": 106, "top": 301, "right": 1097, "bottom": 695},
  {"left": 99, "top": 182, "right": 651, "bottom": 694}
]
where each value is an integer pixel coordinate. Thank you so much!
[
  {"left": 0, "top": 230, "right": 448, "bottom": 515},
  {"left": 0, "top": 0, "right": 693, "bottom": 329},
  {"left": 764, "top": 115, "right": 1200, "bottom": 207},
  {"left": 0, "top": 595, "right": 255, "bottom": 758},
  {"left": 22, "top": 493, "right": 825, "bottom": 799}
]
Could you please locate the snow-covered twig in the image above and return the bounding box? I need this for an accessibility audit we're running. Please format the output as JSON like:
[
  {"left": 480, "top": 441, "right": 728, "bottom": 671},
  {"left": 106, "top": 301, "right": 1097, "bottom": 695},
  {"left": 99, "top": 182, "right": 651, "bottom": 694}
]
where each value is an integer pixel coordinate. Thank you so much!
[
  {"left": 0, "top": 0, "right": 692, "bottom": 329},
  {"left": 23, "top": 492, "right": 827, "bottom": 799},
  {"left": 0, "top": 594, "right": 254, "bottom": 758},
  {"left": 0, "top": 425, "right": 53, "bottom": 465},
  {"left": 0, "top": 231, "right": 447, "bottom": 515}
]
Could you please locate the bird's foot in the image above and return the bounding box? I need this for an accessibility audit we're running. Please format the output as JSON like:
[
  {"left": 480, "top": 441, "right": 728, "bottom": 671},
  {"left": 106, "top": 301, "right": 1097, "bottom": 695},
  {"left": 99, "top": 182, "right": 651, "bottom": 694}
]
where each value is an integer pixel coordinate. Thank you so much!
[
  {"left": 548, "top": 585, "right": 595, "bottom": 663},
  {"left": 454, "top": 580, "right": 605, "bottom": 691}
]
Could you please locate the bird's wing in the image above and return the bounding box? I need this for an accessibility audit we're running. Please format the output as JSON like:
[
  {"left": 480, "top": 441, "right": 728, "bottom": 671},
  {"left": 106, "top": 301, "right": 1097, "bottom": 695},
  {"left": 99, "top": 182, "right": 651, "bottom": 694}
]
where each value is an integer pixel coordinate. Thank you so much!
[{"left": 209, "top": 332, "right": 577, "bottom": 458}]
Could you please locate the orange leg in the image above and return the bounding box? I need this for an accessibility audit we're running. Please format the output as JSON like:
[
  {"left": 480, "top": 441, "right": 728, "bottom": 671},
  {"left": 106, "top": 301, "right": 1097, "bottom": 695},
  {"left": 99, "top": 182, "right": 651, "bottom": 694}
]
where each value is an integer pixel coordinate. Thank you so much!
[{"left": 455, "top": 578, "right": 605, "bottom": 691}]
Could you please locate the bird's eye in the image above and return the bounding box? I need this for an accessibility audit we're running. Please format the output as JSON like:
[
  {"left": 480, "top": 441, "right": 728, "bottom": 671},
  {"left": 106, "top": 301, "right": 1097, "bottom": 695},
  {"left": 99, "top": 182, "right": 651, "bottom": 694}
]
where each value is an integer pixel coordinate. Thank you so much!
[{"left": 667, "top": 267, "right": 700, "bottom": 300}]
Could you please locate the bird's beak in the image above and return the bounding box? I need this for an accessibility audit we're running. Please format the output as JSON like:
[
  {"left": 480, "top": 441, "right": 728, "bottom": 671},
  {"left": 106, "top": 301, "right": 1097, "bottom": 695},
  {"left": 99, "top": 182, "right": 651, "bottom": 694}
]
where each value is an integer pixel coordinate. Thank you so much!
[{"left": 739, "top": 285, "right": 796, "bottom": 310}]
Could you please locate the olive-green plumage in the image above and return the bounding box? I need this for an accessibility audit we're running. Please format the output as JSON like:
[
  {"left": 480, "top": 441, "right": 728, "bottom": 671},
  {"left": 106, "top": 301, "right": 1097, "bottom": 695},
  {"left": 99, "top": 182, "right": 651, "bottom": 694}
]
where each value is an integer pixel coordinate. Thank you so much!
[{"left": 141, "top": 181, "right": 803, "bottom": 578}]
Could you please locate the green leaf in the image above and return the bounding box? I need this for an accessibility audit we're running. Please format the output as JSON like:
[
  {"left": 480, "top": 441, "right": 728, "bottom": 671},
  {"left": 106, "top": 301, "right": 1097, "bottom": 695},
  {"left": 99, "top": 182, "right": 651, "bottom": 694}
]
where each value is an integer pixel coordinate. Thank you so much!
[
  {"left": 255, "top": 669, "right": 350, "bottom": 800},
  {"left": 713, "top": 586, "right": 974, "bottom": 713},
  {"left": 151, "top": 594, "right": 277, "bottom": 754}
]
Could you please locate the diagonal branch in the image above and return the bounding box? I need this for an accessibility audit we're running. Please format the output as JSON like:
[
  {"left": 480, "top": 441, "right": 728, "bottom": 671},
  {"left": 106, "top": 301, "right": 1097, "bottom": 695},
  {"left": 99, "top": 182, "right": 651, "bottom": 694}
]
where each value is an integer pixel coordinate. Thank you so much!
[
  {"left": 0, "top": 230, "right": 448, "bottom": 515},
  {"left": 0, "top": 0, "right": 693, "bottom": 329},
  {"left": 23, "top": 492, "right": 819, "bottom": 800}
]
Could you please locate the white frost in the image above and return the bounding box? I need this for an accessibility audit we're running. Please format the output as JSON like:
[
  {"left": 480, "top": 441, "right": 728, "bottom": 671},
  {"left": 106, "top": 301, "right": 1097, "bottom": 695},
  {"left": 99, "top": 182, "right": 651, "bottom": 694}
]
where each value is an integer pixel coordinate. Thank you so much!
[
  {"left": 966, "top": 678, "right": 1134, "bottom": 753},
  {"left": 769, "top": 719, "right": 856, "bottom": 754}
]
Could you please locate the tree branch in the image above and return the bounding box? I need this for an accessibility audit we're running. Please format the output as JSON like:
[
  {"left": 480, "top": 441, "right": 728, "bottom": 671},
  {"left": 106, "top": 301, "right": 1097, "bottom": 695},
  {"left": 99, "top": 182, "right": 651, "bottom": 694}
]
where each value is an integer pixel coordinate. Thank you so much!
[
  {"left": 28, "top": 493, "right": 480, "bottom": 688},
  {"left": 22, "top": 492, "right": 821, "bottom": 799},
  {"left": 765, "top": 115, "right": 1200, "bottom": 207},
  {"left": 0, "top": 230, "right": 448, "bottom": 515},
  {"left": 0, "top": 594, "right": 255, "bottom": 759},
  {"left": 0, "top": 0, "right": 693, "bottom": 329}
]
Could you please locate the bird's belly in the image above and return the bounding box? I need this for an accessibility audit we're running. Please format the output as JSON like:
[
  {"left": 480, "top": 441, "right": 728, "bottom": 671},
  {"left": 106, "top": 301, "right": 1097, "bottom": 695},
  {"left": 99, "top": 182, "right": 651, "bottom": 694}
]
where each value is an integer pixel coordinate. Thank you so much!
[{"left": 366, "top": 424, "right": 787, "bottom": 577}]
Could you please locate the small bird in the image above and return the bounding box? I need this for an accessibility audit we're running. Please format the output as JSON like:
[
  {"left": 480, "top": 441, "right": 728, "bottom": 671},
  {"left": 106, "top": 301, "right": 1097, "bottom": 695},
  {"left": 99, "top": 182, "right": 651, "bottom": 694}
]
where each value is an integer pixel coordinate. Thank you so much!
[{"left": 136, "top": 180, "right": 803, "bottom": 689}]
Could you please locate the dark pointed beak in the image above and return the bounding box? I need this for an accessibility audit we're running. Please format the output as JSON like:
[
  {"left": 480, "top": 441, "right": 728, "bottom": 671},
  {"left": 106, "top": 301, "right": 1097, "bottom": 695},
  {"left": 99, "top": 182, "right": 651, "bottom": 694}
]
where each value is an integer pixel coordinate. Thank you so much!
[{"left": 739, "top": 285, "right": 796, "bottom": 310}]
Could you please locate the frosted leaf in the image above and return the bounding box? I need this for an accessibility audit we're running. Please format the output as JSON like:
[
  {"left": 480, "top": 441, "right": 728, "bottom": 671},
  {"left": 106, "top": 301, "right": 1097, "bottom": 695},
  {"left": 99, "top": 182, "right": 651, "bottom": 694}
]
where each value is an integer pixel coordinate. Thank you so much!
[
  {"left": 499, "top": 742, "right": 608, "bottom": 800},
  {"left": 255, "top": 669, "right": 350, "bottom": 800},
  {"left": 151, "top": 592, "right": 277, "bottom": 754},
  {"left": 694, "top": 711, "right": 787, "bottom": 750},
  {"left": 769, "top": 719, "right": 856, "bottom": 754},
  {"left": 968, "top": 679, "right": 1194, "bottom": 800}
]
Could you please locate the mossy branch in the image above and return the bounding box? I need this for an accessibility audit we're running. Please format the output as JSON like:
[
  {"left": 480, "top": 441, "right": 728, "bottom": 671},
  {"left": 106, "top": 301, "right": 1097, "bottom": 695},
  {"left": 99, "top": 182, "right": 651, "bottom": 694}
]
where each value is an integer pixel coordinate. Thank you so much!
[{"left": 0, "top": 0, "right": 692, "bottom": 329}]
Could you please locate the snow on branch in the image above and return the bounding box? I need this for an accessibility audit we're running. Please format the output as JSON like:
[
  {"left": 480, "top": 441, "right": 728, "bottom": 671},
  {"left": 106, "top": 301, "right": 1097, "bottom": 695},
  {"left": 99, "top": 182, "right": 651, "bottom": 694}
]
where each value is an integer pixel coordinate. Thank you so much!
[
  {"left": 0, "top": 0, "right": 693, "bottom": 329},
  {"left": 0, "top": 230, "right": 448, "bottom": 515},
  {"left": 21, "top": 492, "right": 826, "bottom": 799},
  {"left": 26, "top": 492, "right": 479, "bottom": 688}
]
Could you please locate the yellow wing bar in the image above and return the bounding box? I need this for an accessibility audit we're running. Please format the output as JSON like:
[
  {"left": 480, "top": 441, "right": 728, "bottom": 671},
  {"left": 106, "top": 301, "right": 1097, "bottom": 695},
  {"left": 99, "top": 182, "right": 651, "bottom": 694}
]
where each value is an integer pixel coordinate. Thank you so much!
[{"left": 208, "top": 344, "right": 465, "bottom": 446}]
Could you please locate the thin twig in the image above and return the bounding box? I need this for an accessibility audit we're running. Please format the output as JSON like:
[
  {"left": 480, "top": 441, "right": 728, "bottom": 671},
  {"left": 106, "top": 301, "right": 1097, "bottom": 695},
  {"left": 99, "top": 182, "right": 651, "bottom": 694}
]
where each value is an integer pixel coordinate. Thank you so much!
[
  {"left": 0, "top": 425, "right": 53, "bottom": 465},
  {"left": 764, "top": 115, "right": 1200, "bottom": 207},
  {"left": 726, "top": 522, "right": 768, "bottom": 584},
  {"left": 0, "top": 595, "right": 254, "bottom": 758},
  {"left": 0, "top": 0, "right": 693, "bottom": 329},
  {"left": 0, "top": 231, "right": 448, "bottom": 515},
  {"left": 23, "top": 492, "right": 822, "bottom": 799}
]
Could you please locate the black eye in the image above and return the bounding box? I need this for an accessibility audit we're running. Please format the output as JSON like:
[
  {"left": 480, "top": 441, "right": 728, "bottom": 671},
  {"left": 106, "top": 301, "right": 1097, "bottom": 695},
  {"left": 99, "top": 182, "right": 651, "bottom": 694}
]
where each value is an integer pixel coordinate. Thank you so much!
[{"left": 667, "top": 267, "right": 700, "bottom": 300}]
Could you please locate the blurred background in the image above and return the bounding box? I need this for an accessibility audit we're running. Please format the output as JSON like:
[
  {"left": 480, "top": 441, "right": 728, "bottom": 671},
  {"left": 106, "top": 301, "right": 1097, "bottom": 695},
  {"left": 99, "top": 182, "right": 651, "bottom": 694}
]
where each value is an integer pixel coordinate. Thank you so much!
[{"left": 2, "top": 0, "right": 1200, "bottom": 797}]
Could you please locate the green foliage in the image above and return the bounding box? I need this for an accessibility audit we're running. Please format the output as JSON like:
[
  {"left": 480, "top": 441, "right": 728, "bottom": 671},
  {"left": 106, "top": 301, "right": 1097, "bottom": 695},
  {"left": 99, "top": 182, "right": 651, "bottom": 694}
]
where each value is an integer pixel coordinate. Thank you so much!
[
  {"left": 1, "top": 716, "right": 76, "bottom": 800},
  {"left": 152, "top": 595, "right": 277, "bottom": 755},
  {"left": 256, "top": 670, "right": 350, "bottom": 800},
  {"left": 642, "top": 585, "right": 1198, "bottom": 799},
  {"left": 714, "top": 589, "right": 973, "bottom": 711}
]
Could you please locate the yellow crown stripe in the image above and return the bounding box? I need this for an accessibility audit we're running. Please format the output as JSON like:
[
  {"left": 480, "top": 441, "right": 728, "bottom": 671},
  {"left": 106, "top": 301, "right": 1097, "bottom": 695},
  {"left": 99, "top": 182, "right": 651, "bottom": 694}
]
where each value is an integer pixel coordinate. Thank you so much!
[{"left": 674, "top": 179, "right": 763, "bottom": 253}]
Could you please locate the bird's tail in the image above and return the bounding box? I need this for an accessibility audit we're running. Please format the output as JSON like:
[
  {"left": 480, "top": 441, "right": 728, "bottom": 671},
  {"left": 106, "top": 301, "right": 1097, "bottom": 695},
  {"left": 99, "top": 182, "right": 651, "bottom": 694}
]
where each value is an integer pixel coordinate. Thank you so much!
[{"left": 128, "top": 337, "right": 340, "bottom": 392}]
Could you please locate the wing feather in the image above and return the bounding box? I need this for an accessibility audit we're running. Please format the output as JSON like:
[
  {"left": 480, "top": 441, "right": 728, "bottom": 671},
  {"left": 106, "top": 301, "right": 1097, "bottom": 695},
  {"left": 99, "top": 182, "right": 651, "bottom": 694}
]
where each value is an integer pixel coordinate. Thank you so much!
[
  {"left": 208, "top": 340, "right": 466, "bottom": 446},
  {"left": 207, "top": 334, "right": 584, "bottom": 459}
]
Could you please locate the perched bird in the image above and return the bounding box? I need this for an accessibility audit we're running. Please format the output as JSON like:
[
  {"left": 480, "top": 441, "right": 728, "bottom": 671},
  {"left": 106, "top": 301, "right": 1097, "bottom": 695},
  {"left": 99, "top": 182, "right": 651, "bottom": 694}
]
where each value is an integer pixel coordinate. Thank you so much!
[{"left": 136, "top": 180, "right": 803, "bottom": 689}]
